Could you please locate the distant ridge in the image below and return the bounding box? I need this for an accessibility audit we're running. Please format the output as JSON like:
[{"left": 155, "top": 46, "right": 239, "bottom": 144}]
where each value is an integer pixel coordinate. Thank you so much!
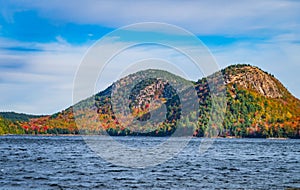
[{"left": 0, "top": 112, "right": 43, "bottom": 122}]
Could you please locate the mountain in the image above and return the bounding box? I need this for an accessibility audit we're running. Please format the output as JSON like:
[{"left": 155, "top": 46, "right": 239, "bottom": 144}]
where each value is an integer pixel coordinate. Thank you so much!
[
  {"left": 1, "top": 64, "right": 300, "bottom": 138},
  {"left": 195, "top": 64, "right": 300, "bottom": 138}
]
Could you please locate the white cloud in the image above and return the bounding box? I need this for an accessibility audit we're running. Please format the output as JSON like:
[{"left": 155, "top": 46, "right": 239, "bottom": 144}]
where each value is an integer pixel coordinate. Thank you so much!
[{"left": 0, "top": 37, "right": 89, "bottom": 114}]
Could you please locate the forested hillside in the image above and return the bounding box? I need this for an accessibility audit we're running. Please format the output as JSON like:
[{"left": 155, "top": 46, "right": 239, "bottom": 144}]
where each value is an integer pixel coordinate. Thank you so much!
[
  {"left": 0, "top": 116, "right": 24, "bottom": 135},
  {"left": 1, "top": 64, "right": 299, "bottom": 138}
]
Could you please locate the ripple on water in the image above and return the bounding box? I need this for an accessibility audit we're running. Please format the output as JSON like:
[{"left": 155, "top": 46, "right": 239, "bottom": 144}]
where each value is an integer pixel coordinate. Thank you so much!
[{"left": 0, "top": 136, "right": 299, "bottom": 189}]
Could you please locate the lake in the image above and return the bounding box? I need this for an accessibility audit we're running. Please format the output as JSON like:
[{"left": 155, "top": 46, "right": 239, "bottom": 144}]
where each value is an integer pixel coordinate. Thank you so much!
[{"left": 0, "top": 136, "right": 299, "bottom": 189}]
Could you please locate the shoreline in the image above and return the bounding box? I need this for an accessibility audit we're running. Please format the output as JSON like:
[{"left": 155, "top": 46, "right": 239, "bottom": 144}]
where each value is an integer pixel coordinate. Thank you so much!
[{"left": 0, "top": 134, "right": 293, "bottom": 139}]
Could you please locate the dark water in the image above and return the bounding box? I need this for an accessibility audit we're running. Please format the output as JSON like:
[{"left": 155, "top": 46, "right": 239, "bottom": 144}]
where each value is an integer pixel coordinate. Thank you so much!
[{"left": 0, "top": 136, "right": 299, "bottom": 189}]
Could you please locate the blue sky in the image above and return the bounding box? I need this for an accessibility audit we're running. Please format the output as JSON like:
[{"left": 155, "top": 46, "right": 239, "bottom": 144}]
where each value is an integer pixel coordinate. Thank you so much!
[{"left": 0, "top": 0, "right": 300, "bottom": 114}]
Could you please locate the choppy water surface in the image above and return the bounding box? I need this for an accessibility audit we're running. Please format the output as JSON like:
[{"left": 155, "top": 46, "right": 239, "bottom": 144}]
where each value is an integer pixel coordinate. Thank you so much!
[{"left": 0, "top": 136, "right": 299, "bottom": 189}]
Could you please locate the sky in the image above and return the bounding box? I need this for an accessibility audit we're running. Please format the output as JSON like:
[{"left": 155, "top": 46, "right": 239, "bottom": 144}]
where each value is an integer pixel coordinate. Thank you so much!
[{"left": 0, "top": 0, "right": 300, "bottom": 115}]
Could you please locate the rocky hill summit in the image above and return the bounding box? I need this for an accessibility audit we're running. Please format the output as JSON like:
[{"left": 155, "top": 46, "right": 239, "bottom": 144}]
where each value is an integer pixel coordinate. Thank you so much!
[{"left": 222, "top": 64, "right": 288, "bottom": 98}]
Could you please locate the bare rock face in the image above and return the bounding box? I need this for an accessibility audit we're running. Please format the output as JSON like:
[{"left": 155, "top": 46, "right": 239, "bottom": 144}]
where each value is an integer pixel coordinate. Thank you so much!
[
  {"left": 131, "top": 79, "right": 167, "bottom": 110},
  {"left": 224, "top": 66, "right": 283, "bottom": 98}
]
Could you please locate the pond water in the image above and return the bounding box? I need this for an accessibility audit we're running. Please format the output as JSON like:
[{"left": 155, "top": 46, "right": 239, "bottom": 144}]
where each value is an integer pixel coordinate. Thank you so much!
[{"left": 0, "top": 136, "right": 299, "bottom": 189}]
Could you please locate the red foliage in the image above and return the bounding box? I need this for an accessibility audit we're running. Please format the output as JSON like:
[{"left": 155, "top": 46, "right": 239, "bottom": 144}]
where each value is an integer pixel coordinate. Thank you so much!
[
  {"left": 145, "top": 103, "right": 150, "bottom": 109},
  {"left": 22, "top": 125, "right": 29, "bottom": 131}
]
